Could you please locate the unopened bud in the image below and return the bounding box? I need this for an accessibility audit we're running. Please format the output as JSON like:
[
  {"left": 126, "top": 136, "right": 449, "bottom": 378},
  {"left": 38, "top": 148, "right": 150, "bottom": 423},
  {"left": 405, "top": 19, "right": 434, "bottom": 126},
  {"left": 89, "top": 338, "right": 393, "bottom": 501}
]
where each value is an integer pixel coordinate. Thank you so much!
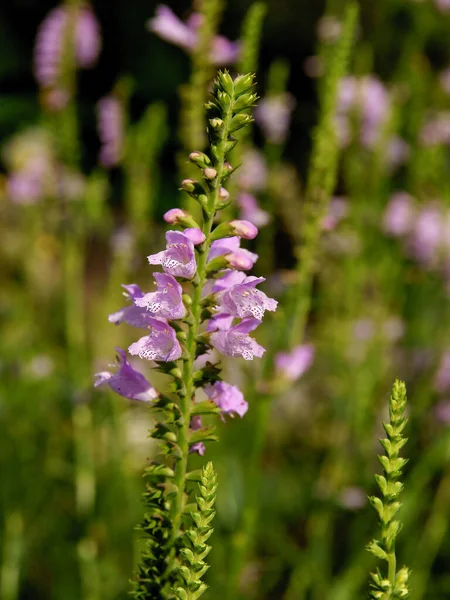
[
  {"left": 219, "top": 187, "right": 229, "bottom": 200},
  {"left": 204, "top": 167, "right": 217, "bottom": 180},
  {"left": 230, "top": 219, "right": 258, "bottom": 240},
  {"left": 163, "top": 208, "right": 200, "bottom": 229},
  {"left": 189, "top": 151, "right": 211, "bottom": 168},
  {"left": 181, "top": 179, "right": 196, "bottom": 193},
  {"left": 183, "top": 228, "right": 206, "bottom": 246}
]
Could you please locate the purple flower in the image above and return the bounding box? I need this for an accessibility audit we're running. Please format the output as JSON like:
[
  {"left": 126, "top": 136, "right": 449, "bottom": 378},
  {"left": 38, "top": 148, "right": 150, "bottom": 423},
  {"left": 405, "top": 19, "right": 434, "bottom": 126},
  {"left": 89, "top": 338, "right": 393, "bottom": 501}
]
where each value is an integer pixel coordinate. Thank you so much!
[
  {"left": 254, "top": 93, "right": 296, "bottom": 144},
  {"left": 128, "top": 317, "right": 182, "bottom": 362},
  {"left": 108, "top": 284, "right": 152, "bottom": 328},
  {"left": 189, "top": 415, "right": 205, "bottom": 456},
  {"left": 211, "top": 270, "right": 247, "bottom": 293},
  {"left": 434, "top": 401, "right": 450, "bottom": 424},
  {"left": 34, "top": 5, "right": 100, "bottom": 91},
  {"left": 236, "top": 193, "right": 270, "bottom": 227},
  {"left": 207, "top": 313, "right": 235, "bottom": 332},
  {"left": 94, "top": 348, "right": 158, "bottom": 402},
  {"left": 97, "top": 95, "right": 124, "bottom": 167},
  {"left": 205, "top": 381, "right": 248, "bottom": 417},
  {"left": 147, "top": 5, "right": 196, "bottom": 52},
  {"left": 409, "top": 205, "right": 443, "bottom": 266},
  {"left": 435, "top": 350, "right": 450, "bottom": 394},
  {"left": 208, "top": 237, "right": 258, "bottom": 271},
  {"left": 420, "top": 113, "right": 450, "bottom": 146},
  {"left": 383, "top": 192, "right": 416, "bottom": 237},
  {"left": 218, "top": 276, "right": 277, "bottom": 321},
  {"left": 236, "top": 149, "right": 268, "bottom": 192},
  {"left": 134, "top": 273, "right": 186, "bottom": 320},
  {"left": 322, "top": 197, "right": 348, "bottom": 231},
  {"left": 148, "top": 230, "right": 197, "bottom": 279},
  {"left": 147, "top": 5, "right": 238, "bottom": 66},
  {"left": 164, "top": 208, "right": 189, "bottom": 223},
  {"left": 435, "top": 0, "right": 450, "bottom": 12},
  {"left": 7, "top": 171, "right": 42, "bottom": 205},
  {"left": 210, "top": 318, "right": 265, "bottom": 360},
  {"left": 183, "top": 227, "right": 205, "bottom": 245},
  {"left": 275, "top": 344, "right": 314, "bottom": 381},
  {"left": 336, "top": 76, "right": 390, "bottom": 148}
]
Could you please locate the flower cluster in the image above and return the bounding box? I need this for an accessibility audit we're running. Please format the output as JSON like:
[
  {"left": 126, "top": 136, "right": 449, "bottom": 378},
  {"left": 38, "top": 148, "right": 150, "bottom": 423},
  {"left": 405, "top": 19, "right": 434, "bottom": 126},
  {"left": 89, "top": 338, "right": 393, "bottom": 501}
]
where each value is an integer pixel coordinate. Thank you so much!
[
  {"left": 96, "top": 72, "right": 273, "bottom": 453},
  {"left": 147, "top": 5, "right": 239, "bottom": 65},
  {"left": 34, "top": 3, "right": 101, "bottom": 110}
]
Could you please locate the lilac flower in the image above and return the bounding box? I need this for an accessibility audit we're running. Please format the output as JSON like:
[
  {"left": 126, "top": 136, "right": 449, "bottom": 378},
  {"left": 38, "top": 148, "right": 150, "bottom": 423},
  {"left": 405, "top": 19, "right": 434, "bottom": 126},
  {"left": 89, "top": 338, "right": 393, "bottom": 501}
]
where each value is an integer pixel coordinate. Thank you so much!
[
  {"left": 218, "top": 276, "right": 277, "bottom": 321},
  {"left": 435, "top": 0, "right": 450, "bottom": 12},
  {"left": 236, "top": 149, "right": 268, "bottom": 192},
  {"left": 386, "top": 136, "right": 409, "bottom": 169},
  {"left": 383, "top": 192, "right": 416, "bottom": 237},
  {"left": 108, "top": 284, "right": 152, "bottom": 328},
  {"left": 435, "top": 350, "right": 450, "bottom": 394},
  {"left": 147, "top": 5, "right": 238, "bottom": 66},
  {"left": 97, "top": 95, "right": 124, "bottom": 167},
  {"left": 210, "top": 318, "right": 265, "bottom": 360},
  {"left": 275, "top": 344, "right": 314, "bottom": 381},
  {"left": 208, "top": 237, "right": 258, "bottom": 271},
  {"left": 204, "top": 381, "right": 248, "bottom": 417},
  {"left": 189, "top": 415, "right": 205, "bottom": 456},
  {"left": 211, "top": 270, "right": 247, "bottom": 293},
  {"left": 148, "top": 230, "right": 197, "bottom": 279},
  {"left": 164, "top": 208, "right": 189, "bottom": 223},
  {"left": 183, "top": 227, "right": 205, "bottom": 245},
  {"left": 128, "top": 317, "right": 182, "bottom": 362},
  {"left": 236, "top": 193, "right": 270, "bottom": 228},
  {"left": 409, "top": 205, "right": 443, "bottom": 266},
  {"left": 34, "top": 5, "right": 100, "bottom": 91},
  {"left": 322, "top": 197, "right": 348, "bottom": 231},
  {"left": 207, "top": 313, "right": 235, "bottom": 332},
  {"left": 254, "top": 93, "right": 296, "bottom": 144},
  {"left": 7, "top": 171, "right": 42, "bottom": 205},
  {"left": 134, "top": 273, "right": 186, "bottom": 320},
  {"left": 336, "top": 76, "right": 390, "bottom": 148},
  {"left": 94, "top": 348, "right": 158, "bottom": 402}
]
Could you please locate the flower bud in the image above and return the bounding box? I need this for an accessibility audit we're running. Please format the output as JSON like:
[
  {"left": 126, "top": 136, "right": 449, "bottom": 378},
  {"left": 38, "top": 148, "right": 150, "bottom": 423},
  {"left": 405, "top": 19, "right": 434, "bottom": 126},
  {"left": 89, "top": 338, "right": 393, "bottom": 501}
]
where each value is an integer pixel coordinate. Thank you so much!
[
  {"left": 163, "top": 208, "right": 200, "bottom": 229},
  {"left": 230, "top": 220, "right": 258, "bottom": 240},
  {"left": 183, "top": 227, "right": 206, "bottom": 246},
  {"left": 189, "top": 151, "right": 211, "bottom": 168},
  {"left": 204, "top": 167, "right": 217, "bottom": 180},
  {"left": 181, "top": 179, "right": 196, "bottom": 193},
  {"left": 227, "top": 252, "right": 255, "bottom": 271},
  {"left": 219, "top": 187, "right": 229, "bottom": 200}
]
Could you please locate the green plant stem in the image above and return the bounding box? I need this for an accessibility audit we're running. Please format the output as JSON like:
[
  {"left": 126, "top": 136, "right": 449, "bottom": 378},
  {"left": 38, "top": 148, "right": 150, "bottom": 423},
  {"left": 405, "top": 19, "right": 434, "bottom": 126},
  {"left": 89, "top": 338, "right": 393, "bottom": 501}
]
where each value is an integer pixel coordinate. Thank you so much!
[{"left": 0, "top": 513, "right": 23, "bottom": 600}]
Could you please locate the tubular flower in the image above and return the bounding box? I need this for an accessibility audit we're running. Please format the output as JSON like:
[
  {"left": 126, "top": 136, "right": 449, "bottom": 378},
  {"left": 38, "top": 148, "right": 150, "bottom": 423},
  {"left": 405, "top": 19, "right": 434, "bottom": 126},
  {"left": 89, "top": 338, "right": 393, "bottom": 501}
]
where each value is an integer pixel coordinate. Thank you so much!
[
  {"left": 208, "top": 236, "right": 258, "bottom": 271},
  {"left": 134, "top": 273, "right": 186, "bottom": 320},
  {"left": 148, "top": 230, "right": 197, "bottom": 279},
  {"left": 210, "top": 318, "right": 265, "bottom": 360},
  {"left": 108, "top": 284, "right": 152, "bottom": 328},
  {"left": 128, "top": 317, "right": 182, "bottom": 362},
  {"left": 219, "top": 276, "right": 278, "bottom": 321},
  {"left": 275, "top": 344, "right": 315, "bottom": 382},
  {"left": 95, "top": 348, "right": 158, "bottom": 402},
  {"left": 204, "top": 381, "right": 248, "bottom": 418},
  {"left": 97, "top": 95, "right": 124, "bottom": 167}
]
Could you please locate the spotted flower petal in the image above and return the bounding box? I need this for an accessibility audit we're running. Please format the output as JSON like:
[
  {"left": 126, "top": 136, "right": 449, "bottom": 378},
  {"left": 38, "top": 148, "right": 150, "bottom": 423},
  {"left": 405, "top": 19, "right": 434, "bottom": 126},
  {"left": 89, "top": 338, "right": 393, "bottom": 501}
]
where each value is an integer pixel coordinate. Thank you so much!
[
  {"left": 148, "top": 230, "right": 197, "bottom": 279},
  {"left": 108, "top": 284, "right": 153, "bottom": 328},
  {"left": 128, "top": 317, "right": 182, "bottom": 362},
  {"left": 134, "top": 273, "right": 186, "bottom": 320},
  {"left": 94, "top": 348, "right": 158, "bottom": 402},
  {"left": 219, "top": 276, "right": 277, "bottom": 321},
  {"left": 210, "top": 318, "right": 265, "bottom": 360}
]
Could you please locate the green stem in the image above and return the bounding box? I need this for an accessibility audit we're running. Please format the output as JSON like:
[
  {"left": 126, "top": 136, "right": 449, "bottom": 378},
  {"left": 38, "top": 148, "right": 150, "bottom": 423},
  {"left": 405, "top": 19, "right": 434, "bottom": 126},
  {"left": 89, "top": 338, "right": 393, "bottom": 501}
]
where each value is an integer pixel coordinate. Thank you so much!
[{"left": 0, "top": 513, "right": 23, "bottom": 600}]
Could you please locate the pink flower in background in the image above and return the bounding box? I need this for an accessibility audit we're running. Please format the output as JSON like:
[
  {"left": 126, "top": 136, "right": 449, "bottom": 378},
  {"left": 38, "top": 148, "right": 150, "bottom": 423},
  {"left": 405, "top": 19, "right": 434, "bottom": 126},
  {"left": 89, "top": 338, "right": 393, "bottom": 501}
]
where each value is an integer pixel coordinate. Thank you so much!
[
  {"left": 95, "top": 348, "right": 158, "bottom": 402},
  {"left": 386, "top": 136, "right": 410, "bottom": 169},
  {"left": 322, "top": 197, "right": 348, "bottom": 231},
  {"left": 97, "top": 96, "right": 124, "bottom": 168},
  {"left": 236, "top": 193, "right": 270, "bottom": 227},
  {"left": 336, "top": 76, "right": 390, "bottom": 148},
  {"left": 275, "top": 344, "right": 314, "bottom": 382},
  {"left": 236, "top": 149, "right": 268, "bottom": 192},
  {"left": 254, "top": 93, "right": 296, "bottom": 144},
  {"left": 189, "top": 415, "right": 206, "bottom": 455},
  {"left": 383, "top": 192, "right": 416, "bottom": 237},
  {"left": 147, "top": 5, "right": 239, "bottom": 65},
  {"left": 435, "top": 0, "right": 450, "bottom": 11},
  {"left": 409, "top": 205, "right": 443, "bottom": 266},
  {"left": 420, "top": 112, "right": 450, "bottom": 146},
  {"left": 34, "top": 4, "right": 100, "bottom": 101},
  {"left": 7, "top": 171, "right": 43, "bottom": 205},
  {"left": 435, "top": 350, "right": 450, "bottom": 394}
]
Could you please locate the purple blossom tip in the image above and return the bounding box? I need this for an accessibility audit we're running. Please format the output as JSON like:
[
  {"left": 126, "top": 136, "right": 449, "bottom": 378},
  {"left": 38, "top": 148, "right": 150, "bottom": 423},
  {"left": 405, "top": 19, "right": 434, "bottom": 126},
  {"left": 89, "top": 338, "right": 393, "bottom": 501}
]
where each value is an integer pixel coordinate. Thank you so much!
[
  {"left": 205, "top": 381, "right": 248, "bottom": 418},
  {"left": 164, "top": 208, "right": 188, "bottom": 223},
  {"left": 209, "top": 237, "right": 258, "bottom": 272},
  {"left": 275, "top": 344, "right": 314, "bottom": 382},
  {"left": 230, "top": 220, "right": 258, "bottom": 240},
  {"left": 210, "top": 318, "right": 265, "bottom": 360},
  {"left": 108, "top": 284, "right": 153, "bottom": 328},
  {"left": 128, "top": 317, "right": 182, "bottom": 362},
  {"left": 134, "top": 273, "right": 186, "bottom": 320},
  {"left": 148, "top": 230, "right": 197, "bottom": 279},
  {"left": 94, "top": 348, "right": 158, "bottom": 402},
  {"left": 183, "top": 227, "right": 206, "bottom": 245},
  {"left": 236, "top": 193, "right": 270, "bottom": 228}
]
